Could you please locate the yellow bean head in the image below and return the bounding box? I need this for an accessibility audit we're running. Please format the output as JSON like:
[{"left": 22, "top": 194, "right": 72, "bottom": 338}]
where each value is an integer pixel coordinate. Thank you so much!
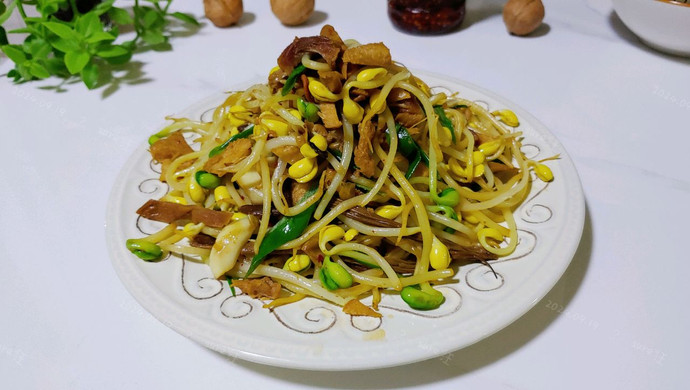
[
  {"left": 492, "top": 109, "right": 519, "bottom": 127},
  {"left": 430, "top": 236, "right": 451, "bottom": 270},
  {"left": 356, "top": 67, "right": 387, "bottom": 82}
]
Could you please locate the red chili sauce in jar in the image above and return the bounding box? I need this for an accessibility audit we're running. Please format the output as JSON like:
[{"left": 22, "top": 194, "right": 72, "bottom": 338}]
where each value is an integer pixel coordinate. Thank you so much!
[{"left": 388, "top": 0, "right": 466, "bottom": 35}]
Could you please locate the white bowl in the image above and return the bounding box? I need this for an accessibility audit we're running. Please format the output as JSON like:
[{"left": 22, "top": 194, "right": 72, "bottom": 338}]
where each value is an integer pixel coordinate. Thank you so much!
[{"left": 612, "top": 0, "right": 690, "bottom": 57}]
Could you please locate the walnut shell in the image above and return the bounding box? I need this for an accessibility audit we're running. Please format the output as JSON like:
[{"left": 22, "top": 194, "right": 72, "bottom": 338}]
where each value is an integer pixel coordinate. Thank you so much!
[
  {"left": 503, "top": 0, "right": 545, "bottom": 36},
  {"left": 270, "top": 0, "right": 315, "bottom": 26},
  {"left": 204, "top": 0, "right": 243, "bottom": 27}
]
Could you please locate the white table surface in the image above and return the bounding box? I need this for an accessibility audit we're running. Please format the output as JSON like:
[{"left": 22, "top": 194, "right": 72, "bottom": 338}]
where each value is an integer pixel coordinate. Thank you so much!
[{"left": 1, "top": 0, "right": 688, "bottom": 388}]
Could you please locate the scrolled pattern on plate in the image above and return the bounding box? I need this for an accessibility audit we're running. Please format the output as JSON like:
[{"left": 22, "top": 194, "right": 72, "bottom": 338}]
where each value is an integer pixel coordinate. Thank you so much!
[
  {"left": 138, "top": 177, "right": 169, "bottom": 196},
  {"left": 520, "top": 177, "right": 553, "bottom": 224},
  {"left": 136, "top": 215, "right": 165, "bottom": 236},
  {"left": 521, "top": 143, "right": 541, "bottom": 160},
  {"left": 271, "top": 305, "right": 338, "bottom": 334},
  {"left": 149, "top": 159, "right": 162, "bottom": 174},
  {"left": 220, "top": 294, "right": 255, "bottom": 319},
  {"left": 473, "top": 100, "right": 490, "bottom": 110},
  {"left": 350, "top": 315, "right": 383, "bottom": 332},
  {"left": 200, "top": 106, "right": 216, "bottom": 123},
  {"left": 465, "top": 230, "right": 537, "bottom": 291},
  {"left": 180, "top": 256, "right": 224, "bottom": 300}
]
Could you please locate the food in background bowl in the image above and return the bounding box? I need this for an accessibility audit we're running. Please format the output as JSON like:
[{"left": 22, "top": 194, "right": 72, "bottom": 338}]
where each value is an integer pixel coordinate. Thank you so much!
[{"left": 612, "top": 0, "right": 690, "bottom": 57}]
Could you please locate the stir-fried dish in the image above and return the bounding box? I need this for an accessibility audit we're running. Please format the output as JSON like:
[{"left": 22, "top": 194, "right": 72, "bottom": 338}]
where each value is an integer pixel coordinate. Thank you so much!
[{"left": 126, "top": 25, "right": 556, "bottom": 315}]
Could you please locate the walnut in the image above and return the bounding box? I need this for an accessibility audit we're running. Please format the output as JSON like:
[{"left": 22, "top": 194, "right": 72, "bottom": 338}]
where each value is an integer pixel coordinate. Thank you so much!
[
  {"left": 503, "top": 0, "right": 545, "bottom": 36},
  {"left": 270, "top": 0, "right": 315, "bottom": 26},
  {"left": 204, "top": 0, "right": 243, "bottom": 27}
]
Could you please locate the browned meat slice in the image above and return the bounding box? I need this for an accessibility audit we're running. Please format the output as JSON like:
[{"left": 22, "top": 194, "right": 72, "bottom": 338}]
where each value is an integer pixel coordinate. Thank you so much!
[
  {"left": 387, "top": 88, "right": 412, "bottom": 102},
  {"left": 343, "top": 299, "right": 382, "bottom": 318},
  {"left": 277, "top": 36, "right": 341, "bottom": 74},
  {"left": 487, "top": 162, "right": 520, "bottom": 183},
  {"left": 291, "top": 181, "right": 312, "bottom": 205},
  {"left": 471, "top": 130, "right": 494, "bottom": 145},
  {"left": 136, "top": 199, "right": 233, "bottom": 228},
  {"left": 203, "top": 138, "right": 252, "bottom": 177},
  {"left": 391, "top": 98, "right": 425, "bottom": 129},
  {"left": 300, "top": 236, "right": 322, "bottom": 264},
  {"left": 190, "top": 233, "right": 215, "bottom": 249},
  {"left": 318, "top": 103, "right": 342, "bottom": 129},
  {"left": 190, "top": 208, "right": 233, "bottom": 228},
  {"left": 354, "top": 119, "right": 376, "bottom": 177},
  {"left": 237, "top": 204, "right": 282, "bottom": 219},
  {"left": 150, "top": 131, "right": 193, "bottom": 164},
  {"left": 232, "top": 277, "right": 281, "bottom": 299},
  {"left": 268, "top": 68, "right": 287, "bottom": 93},
  {"left": 494, "top": 170, "right": 520, "bottom": 184},
  {"left": 343, "top": 63, "right": 363, "bottom": 80},
  {"left": 309, "top": 122, "right": 327, "bottom": 138},
  {"left": 395, "top": 112, "right": 425, "bottom": 129},
  {"left": 320, "top": 169, "right": 335, "bottom": 187},
  {"left": 317, "top": 70, "right": 343, "bottom": 94},
  {"left": 320, "top": 24, "right": 346, "bottom": 50},
  {"left": 342, "top": 43, "right": 391, "bottom": 67},
  {"left": 301, "top": 74, "right": 313, "bottom": 102},
  {"left": 486, "top": 161, "right": 515, "bottom": 173},
  {"left": 337, "top": 182, "right": 357, "bottom": 200},
  {"left": 350, "top": 88, "right": 369, "bottom": 103},
  {"left": 137, "top": 199, "right": 193, "bottom": 223},
  {"left": 272, "top": 145, "right": 302, "bottom": 164},
  {"left": 150, "top": 132, "right": 194, "bottom": 181}
]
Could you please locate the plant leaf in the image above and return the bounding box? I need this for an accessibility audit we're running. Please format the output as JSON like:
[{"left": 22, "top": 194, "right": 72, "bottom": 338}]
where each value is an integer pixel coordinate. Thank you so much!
[
  {"left": 76, "top": 12, "right": 103, "bottom": 38},
  {"left": 29, "top": 61, "right": 51, "bottom": 79},
  {"left": 1, "top": 45, "right": 28, "bottom": 64},
  {"left": 81, "top": 62, "right": 99, "bottom": 89},
  {"left": 109, "top": 7, "right": 133, "bottom": 25},
  {"left": 27, "top": 39, "right": 52, "bottom": 59},
  {"left": 142, "top": 8, "right": 164, "bottom": 29},
  {"left": 44, "top": 57, "right": 67, "bottom": 75},
  {"left": 49, "top": 36, "right": 81, "bottom": 52},
  {"left": 43, "top": 58, "right": 69, "bottom": 77},
  {"left": 64, "top": 50, "right": 90, "bottom": 74},
  {"left": 43, "top": 21, "right": 80, "bottom": 41},
  {"left": 85, "top": 31, "right": 116, "bottom": 44},
  {"left": 0, "top": 2, "right": 6, "bottom": 16},
  {"left": 170, "top": 12, "right": 199, "bottom": 26}
]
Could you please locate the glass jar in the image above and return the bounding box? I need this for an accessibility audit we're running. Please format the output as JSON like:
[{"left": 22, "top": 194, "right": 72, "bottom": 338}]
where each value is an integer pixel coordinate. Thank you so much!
[{"left": 388, "top": 0, "right": 466, "bottom": 35}]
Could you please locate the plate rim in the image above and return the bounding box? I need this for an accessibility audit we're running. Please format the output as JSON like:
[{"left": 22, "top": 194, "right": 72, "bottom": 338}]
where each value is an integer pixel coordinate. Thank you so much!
[{"left": 106, "top": 71, "right": 586, "bottom": 370}]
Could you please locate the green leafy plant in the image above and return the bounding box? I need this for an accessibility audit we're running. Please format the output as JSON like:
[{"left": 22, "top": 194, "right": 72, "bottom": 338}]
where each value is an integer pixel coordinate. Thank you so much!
[{"left": 0, "top": 0, "right": 198, "bottom": 89}]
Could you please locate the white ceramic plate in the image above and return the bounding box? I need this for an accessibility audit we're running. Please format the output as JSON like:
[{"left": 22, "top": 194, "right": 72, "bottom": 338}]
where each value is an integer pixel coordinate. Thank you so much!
[{"left": 106, "top": 72, "right": 585, "bottom": 371}]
